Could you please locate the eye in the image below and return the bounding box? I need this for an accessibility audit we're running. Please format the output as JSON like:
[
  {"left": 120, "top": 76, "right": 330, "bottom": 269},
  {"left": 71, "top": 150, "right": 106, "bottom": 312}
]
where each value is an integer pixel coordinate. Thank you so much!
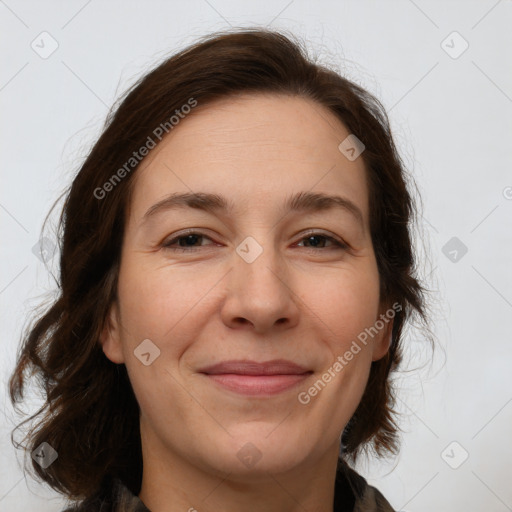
[
  {"left": 295, "top": 232, "right": 348, "bottom": 251},
  {"left": 162, "top": 230, "right": 216, "bottom": 252},
  {"left": 161, "top": 230, "right": 349, "bottom": 253}
]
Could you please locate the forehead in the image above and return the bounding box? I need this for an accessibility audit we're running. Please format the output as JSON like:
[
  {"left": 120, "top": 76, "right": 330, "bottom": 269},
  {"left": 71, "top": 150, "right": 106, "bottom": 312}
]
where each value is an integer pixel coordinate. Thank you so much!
[{"left": 128, "top": 93, "right": 369, "bottom": 225}]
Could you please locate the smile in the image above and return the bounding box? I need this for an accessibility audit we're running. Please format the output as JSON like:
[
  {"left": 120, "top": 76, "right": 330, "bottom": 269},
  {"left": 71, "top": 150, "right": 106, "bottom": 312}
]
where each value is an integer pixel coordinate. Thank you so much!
[
  {"left": 204, "top": 373, "right": 313, "bottom": 396},
  {"left": 198, "top": 359, "right": 314, "bottom": 396}
]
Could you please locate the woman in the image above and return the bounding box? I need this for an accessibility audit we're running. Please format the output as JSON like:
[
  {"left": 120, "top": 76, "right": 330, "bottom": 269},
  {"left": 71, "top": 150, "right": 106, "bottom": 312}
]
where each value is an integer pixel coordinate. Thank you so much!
[{"left": 9, "top": 28, "right": 432, "bottom": 512}]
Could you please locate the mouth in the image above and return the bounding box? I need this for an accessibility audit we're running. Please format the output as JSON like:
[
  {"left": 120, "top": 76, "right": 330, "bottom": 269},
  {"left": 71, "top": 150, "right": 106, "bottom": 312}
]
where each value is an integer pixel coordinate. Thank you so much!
[{"left": 198, "top": 359, "right": 314, "bottom": 396}]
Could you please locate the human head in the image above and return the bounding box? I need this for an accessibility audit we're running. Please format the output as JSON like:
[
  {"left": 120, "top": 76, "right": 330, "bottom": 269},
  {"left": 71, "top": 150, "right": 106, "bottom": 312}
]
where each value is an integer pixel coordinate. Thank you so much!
[{"left": 9, "top": 27, "right": 430, "bottom": 501}]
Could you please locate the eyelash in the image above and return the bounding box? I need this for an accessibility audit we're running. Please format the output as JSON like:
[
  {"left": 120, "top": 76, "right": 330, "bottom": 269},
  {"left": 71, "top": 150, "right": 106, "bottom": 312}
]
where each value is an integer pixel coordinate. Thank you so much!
[{"left": 161, "top": 229, "right": 349, "bottom": 253}]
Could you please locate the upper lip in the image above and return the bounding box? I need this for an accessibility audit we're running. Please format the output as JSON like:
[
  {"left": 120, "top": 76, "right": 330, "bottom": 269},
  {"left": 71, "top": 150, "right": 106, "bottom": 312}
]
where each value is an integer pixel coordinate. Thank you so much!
[{"left": 198, "top": 359, "right": 312, "bottom": 376}]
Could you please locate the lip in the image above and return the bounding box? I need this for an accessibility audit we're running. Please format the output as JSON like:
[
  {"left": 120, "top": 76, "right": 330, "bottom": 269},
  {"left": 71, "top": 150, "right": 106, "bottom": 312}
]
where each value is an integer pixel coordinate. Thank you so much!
[
  {"left": 198, "top": 359, "right": 311, "bottom": 375},
  {"left": 198, "top": 359, "right": 313, "bottom": 396}
]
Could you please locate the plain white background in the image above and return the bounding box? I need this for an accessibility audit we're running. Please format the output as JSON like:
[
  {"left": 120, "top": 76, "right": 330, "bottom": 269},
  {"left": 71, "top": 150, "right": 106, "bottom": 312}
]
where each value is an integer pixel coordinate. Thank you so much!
[{"left": 1, "top": 1, "right": 511, "bottom": 511}]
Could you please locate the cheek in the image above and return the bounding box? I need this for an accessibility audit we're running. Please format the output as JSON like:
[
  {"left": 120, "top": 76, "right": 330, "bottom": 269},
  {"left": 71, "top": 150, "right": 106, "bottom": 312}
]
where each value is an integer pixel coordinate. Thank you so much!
[
  {"left": 115, "top": 257, "right": 223, "bottom": 404},
  {"left": 116, "top": 257, "right": 215, "bottom": 344},
  {"left": 296, "top": 273, "right": 379, "bottom": 431},
  {"left": 295, "top": 262, "right": 380, "bottom": 414},
  {"left": 303, "top": 263, "right": 381, "bottom": 351}
]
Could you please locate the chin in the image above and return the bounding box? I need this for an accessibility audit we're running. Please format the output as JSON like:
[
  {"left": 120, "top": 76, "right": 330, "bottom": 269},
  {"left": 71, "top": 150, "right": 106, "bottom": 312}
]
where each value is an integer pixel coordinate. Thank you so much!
[{"left": 204, "top": 428, "right": 310, "bottom": 479}]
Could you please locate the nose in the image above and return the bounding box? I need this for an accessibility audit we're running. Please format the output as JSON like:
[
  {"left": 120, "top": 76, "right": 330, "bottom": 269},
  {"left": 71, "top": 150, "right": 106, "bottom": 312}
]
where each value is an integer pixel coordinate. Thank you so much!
[{"left": 220, "top": 238, "right": 300, "bottom": 334}]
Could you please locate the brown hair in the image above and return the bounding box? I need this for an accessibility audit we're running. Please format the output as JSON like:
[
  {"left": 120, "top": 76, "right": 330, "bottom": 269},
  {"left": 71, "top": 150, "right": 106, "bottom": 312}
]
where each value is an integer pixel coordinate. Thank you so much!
[{"left": 9, "top": 27, "right": 433, "bottom": 504}]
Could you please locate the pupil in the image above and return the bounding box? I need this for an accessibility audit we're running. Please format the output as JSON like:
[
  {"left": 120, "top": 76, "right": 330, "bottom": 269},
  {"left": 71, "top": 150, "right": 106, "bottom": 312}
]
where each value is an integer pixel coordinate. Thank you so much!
[
  {"left": 308, "top": 236, "right": 320, "bottom": 247},
  {"left": 180, "top": 235, "right": 199, "bottom": 247}
]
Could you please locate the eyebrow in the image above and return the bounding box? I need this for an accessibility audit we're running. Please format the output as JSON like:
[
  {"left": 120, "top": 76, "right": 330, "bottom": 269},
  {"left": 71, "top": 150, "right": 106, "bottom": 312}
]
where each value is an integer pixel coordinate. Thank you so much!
[{"left": 140, "top": 191, "right": 364, "bottom": 228}]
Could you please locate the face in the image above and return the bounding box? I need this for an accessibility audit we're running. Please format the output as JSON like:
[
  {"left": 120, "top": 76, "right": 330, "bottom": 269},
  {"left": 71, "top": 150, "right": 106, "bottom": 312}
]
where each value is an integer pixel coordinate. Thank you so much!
[{"left": 101, "top": 93, "right": 393, "bottom": 478}]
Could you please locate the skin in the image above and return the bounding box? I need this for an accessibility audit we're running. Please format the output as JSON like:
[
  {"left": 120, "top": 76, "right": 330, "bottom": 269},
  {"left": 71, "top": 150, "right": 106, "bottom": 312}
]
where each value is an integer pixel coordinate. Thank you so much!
[{"left": 100, "top": 93, "right": 393, "bottom": 512}]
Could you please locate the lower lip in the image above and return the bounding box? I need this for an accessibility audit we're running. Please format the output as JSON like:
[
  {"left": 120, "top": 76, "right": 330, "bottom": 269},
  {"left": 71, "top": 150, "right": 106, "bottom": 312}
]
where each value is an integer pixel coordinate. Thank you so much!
[{"left": 204, "top": 373, "right": 312, "bottom": 396}]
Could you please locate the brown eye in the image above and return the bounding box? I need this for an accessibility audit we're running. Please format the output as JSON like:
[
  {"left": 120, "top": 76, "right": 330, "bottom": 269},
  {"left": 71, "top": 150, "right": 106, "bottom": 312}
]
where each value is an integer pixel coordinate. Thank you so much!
[
  {"left": 162, "top": 231, "right": 215, "bottom": 252},
  {"left": 296, "top": 233, "right": 348, "bottom": 250}
]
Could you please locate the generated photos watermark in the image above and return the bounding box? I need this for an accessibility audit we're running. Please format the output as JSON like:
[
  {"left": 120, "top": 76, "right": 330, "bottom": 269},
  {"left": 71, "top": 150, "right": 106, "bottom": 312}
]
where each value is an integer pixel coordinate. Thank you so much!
[
  {"left": 298, "top": 302, "right": 402, "bottom": 405},
  {"left": 94, "top": 97, "right": 198, "bottom": 200}
]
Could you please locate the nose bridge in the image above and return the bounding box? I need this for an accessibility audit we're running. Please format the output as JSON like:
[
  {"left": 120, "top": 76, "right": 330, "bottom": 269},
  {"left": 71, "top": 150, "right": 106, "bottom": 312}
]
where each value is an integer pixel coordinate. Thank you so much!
[
  {"left": 223, "top": 232, "right": 298, "bottom": 331},
  {"left": 235, "top": 233, "right": 283, "bottom": 293}
]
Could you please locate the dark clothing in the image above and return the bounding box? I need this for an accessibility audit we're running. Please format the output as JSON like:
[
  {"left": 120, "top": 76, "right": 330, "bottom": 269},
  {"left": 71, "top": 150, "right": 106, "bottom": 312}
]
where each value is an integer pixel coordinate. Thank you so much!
[{"left": 62, "top": 459, "right": 395, "bottom": 511}]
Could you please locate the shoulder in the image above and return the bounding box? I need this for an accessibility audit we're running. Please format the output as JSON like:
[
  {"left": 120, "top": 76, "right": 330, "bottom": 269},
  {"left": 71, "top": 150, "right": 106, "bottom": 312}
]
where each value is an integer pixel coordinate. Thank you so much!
[
  {"left": 354, "top": 484, "right": 396, "bottom": 512},
  {"left": 337, "top": 458, "right": 396, "bottom": 512},
  {"left": 60, "top": 478, "right": 149, "bottom": 512}
]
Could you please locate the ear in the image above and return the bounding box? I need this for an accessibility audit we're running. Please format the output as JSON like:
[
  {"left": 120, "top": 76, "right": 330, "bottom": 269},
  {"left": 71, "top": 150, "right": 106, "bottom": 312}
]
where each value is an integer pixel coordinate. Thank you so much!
[
  {"left": 99, "top": 300, "right": 125, "bottom": 364},
  {"left": 371, "top": 306, "right": 395, "bottom": 362}
]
